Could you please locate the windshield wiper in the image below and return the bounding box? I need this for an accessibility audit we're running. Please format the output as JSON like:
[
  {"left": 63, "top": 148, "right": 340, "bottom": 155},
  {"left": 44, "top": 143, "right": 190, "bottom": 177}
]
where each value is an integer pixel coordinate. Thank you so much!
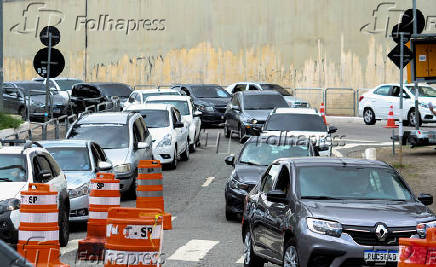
[
  {"left": 301, "top": 196, "right": 343, "bottom": 200},
  {"left": 0, "top": 178, "right": 13, "bottom": 182},
  {"left": 239, "top": 161, "right": 263, "bottom": 166}
]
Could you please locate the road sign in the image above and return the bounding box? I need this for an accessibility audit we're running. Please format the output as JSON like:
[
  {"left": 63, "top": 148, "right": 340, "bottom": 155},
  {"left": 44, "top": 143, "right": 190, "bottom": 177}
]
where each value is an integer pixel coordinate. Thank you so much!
[
  {"left": 33, "top": 48, "right": 65, "bottom": 78},
  {"left": 388, "top": 44, "right": 414, "bottom": 69},
  {"left": 39, "top": 26, "right": 60, "bottom": 47},
  {"left": 401, "top": 9, "right": 425, "bottom": 35}
]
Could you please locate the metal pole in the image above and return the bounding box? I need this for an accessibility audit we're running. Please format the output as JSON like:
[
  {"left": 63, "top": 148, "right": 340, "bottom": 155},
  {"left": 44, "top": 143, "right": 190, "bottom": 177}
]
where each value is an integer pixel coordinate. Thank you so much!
[
  {"left": 412, "top": 0, "right": 420, "bottom": 130},
  {"left": 0, "top": 0, "right": 3, "bottom": 113},
  {"left": 392, "top": 129, "right": 395, "bottom": 156},
  {"left": 44, "top": 32, "right": 52, "bottom": 122},
  {"left": 399, "top": 33, "right": 404, "bottom": 165}
]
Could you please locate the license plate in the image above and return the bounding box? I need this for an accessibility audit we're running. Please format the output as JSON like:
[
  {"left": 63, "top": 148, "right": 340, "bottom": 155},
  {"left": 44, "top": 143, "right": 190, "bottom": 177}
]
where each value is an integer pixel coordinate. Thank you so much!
[
  {"left": 364, "top": 250, "right": 398, "bottom": 263},
  {"left": 221, "top": 115, "right": 224, "bottom": 119},
  {"left": 53, "top": 108, "right": 61, "bottom": 113}
]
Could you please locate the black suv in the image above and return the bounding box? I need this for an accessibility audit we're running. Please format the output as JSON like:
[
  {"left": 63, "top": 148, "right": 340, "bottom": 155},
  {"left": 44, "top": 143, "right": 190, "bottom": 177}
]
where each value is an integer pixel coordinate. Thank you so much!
[{"left": 242, "top": 158, "right": 436, "bottom": 267}]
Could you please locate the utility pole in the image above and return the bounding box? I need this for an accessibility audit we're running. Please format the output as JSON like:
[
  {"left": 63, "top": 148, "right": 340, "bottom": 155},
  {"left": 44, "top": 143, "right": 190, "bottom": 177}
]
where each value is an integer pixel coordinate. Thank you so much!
[
  {"left": 0, "top": 0, "right": 3, "bottom": 113},
  {"left": 399, "top": 32, "right": 405, "bottom": 166},
  {"left": 44, "top": 32, "right": 53, "bottom": 121},
  {"left": 412, "top": 0, "right": 420, "bottom": 130}
]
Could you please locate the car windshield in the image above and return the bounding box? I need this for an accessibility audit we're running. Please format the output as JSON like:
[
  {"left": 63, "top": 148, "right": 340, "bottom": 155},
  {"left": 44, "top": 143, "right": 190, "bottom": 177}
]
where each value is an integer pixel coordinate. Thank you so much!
[
  {"left": 68, "top": 124, "right": 129, "bottom": 149},
  {"left": 298, "top": 166, "right": 413, "bottom": 201},
  {"left": 47, "top": 147, "right": 91, "bottom": 171},
  {"left": 407, "top": 86, "right": 436, "bottom": 97},
  {"left": 260, "top": 84, "right": 292, "bottom": 96},
  {"left": 147, "top": 100, "right": 190, "bottom": 115},
  {"left": 0, "top": 154, "right": 26, "bottom": 182},
  {"left": 55, "top": 79, "right": 84, "bottom": 91},
  {"left": 99, "top": 84, "right": 132, "bottom": 97},
  {"left": 138, "top": 110, "right": 170, "bottom": 128},
  {"left": 239, "top": 142, "right": 310, "bottom": 166},
  {"left": 190, "top": 85, "right": 230, "bottom": 98},
  {"left": 243, "top": 95, "right": 288, "bottom": 110},
  {"left": 265, "top": 114, "right": 327, "bottom": 132}
]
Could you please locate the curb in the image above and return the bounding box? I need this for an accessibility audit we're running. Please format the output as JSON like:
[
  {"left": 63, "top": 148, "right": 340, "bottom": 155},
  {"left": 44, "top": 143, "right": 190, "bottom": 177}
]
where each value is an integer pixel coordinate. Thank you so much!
[{"left": 0, "top": 122, "right": 30, "bottom": 139}]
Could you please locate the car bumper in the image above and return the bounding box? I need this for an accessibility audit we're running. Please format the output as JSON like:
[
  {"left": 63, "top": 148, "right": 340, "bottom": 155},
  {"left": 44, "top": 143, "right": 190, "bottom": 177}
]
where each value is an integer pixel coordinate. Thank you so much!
[
  {"left": 0, "top": 211, "right": 18, "bottom": 244},
  {"left": 114, "top": 172, "right": 135, "bottom": 192},
  {"left": 152, "top": 145, "right": 174, "bottom": 164},
  {"left": 201, "top": 112, "right": 225, "bottom": 124},
  {"left": 225, "top": 183, "right": 249, "bottom": 216},
  {"left": 420, "top": 109, "right": 436, "bottom": 123},
  {"left": 69, "top": 194, "right": 89, "bottom": 222}
]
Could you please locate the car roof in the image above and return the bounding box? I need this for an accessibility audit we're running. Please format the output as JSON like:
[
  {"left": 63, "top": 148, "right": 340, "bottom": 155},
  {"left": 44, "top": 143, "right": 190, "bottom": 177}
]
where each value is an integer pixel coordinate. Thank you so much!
[
  {"left": 245, "top": 136, "right": 311, "bottom": 146},
  {"left": 77, "top": 112, "right": 135, "bottom": 125},
  {"left": 125, "top": 103, "right": 172, "bottom": 111},
  {"left": 273, "top": 107, "right": 318, "bottom": 114},
  {"left": 0, "top": 145, "right": 46, "bottom": 155},
  {"left": 39, "top": 140, "right": 90, "bottom": 148},
  {"left": 146, "top": 95, "right": 191, "bottom": 101},
  {"left": 173, "top": 84, "right": 221, "bottom": 87},
  {"left": 239, "top": 90, "right": 281, "bottom": 96},
  {"left": 278, "top": 157, "right": 389, "bottom": 168},
  {"left": 138, "top": 89, "right": 178, "bottom": 94}
]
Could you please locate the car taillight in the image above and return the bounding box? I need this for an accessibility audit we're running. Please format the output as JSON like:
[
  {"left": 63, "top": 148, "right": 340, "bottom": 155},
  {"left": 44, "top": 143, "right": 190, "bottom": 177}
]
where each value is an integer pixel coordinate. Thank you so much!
[{"left": 359, "top": 96, "right": 364, "bottom": 102}]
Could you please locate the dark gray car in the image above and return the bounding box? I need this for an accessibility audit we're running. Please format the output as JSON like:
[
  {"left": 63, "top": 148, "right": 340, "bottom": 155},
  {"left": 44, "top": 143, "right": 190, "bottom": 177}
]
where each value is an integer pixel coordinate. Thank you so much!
[{"left": 242, "top": 157, "right": 436, "bottom": 267}]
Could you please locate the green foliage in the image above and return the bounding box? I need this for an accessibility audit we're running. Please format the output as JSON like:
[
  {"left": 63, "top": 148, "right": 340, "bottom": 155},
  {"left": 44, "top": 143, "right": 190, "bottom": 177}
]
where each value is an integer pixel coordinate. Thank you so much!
[{"left": 0, "top": 113, "right": 23, "bottom": 130}]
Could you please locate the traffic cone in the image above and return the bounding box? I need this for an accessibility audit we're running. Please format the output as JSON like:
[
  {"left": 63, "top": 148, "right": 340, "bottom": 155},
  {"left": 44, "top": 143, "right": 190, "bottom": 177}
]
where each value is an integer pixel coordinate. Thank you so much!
[
  {"left": 384, "top": 105, "right": 398, "bottom": 128},
  {"left": 319, "top": 102, "right": 327, "bottom": 125}
]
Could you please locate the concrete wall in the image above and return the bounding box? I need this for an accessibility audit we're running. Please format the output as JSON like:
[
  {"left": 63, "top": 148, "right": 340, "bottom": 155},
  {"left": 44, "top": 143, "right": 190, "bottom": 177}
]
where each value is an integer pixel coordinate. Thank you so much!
[{"left": 4, "top": 0, "right": 436, "bottom": 89}]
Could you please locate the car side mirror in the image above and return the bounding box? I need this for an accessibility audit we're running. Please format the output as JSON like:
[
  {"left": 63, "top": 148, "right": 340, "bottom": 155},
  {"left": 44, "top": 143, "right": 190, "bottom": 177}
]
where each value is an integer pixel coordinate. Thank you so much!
[
  {"left": 137, "top": 142, "right": 149, "bottom": 149},
  {"left": 267, "top": 190, "right": 288, "bottom": 204},
  {"left": 224, "top": 154, "right": 235, "bottom": 166},
  {"left": 328, "top": 126, "right": 338, "bottom": 134},
  {"left": 180, "top": 91, "right": 187, "bottom": 96},
  {"left": 36, "top": 170, "right": 52, "bottom": 181},
  {"left": 97, "top": 161, "right": 112, "bottom": 171},
  {"left": 174, "top": 122, "right": 184, "bottom": 128},
  {"left": 418, "top": 193, "right": 433, "bottom": 206},
  {"left": 194, "top": 111, "right": 202, "bottom": 117}
]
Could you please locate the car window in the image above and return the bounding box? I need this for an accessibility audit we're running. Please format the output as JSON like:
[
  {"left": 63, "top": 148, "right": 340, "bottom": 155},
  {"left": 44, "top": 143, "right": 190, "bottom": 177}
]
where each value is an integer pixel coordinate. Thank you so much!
[
  {"left": 135, "top": 93, "right": 142, "bottom": 102},
  {"left": 260, "top": 164, "right": 281, "bottom": 193},
  {"left": 265, "top": 113, "right": 327, "bottom": 132},
  {"left": 243, "top": 94, "right": 288, "bottom": 110},
  {"left": 174, "top": 109, "right": 182, "bottom": 122},
  {"left": 274, "top": 166, "right": 290, "bottom": 194},
  {"left": 90, "top": 144, "right": 101, "bottom": 163},
  {"left": 374, "top": 86, "right": 390, "bottom": 96},
  {"left": 181, "top": 87, "right": 191, "bottom": 96},
  {"left": 248, "top": 85, "right": 258, "bottom": 91},
  {"left": 47, "top": 148, "right": 91, "bottom": 172},
  {"left": 233, "top": 84, "right": 247, "bottom": 94},
  {"left": 239, "top": 142, "right": 311, "bottom": 166},
  {"left": 93, "top": 143, "right": 108, "bottom": 162},
  {"left": 34, "top": 155, "right": 54, "bottom": 182},
  {"left": 407, "top": 86, "right": 436, "bottom": 97},
  {"left": 0, "top": 154, "right": 26, "bottom": 182},
  {"left": 68, "top": 124, "right": 129, "bottom": 149},
  {"left": 190, "top": 85, "right": 230, "bottom": 98},
  {"left": 133, "top": 119, "right": 144, "bottom": 142},
  {"left": 391, "top": 86, "right": 410, "bottom": 98},
  {"left": 128, "top": 93, "right": 136, "bottom": 103}
]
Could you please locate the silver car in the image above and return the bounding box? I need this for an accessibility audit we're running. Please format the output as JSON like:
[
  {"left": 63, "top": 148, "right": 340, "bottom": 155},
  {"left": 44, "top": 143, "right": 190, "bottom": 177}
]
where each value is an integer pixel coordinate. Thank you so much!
[
  {"left": 66, "top": 112, "right": 153, "bottom": 198},
  {"left": 40, "top": 140, "right": 112, "bottom": 222}
]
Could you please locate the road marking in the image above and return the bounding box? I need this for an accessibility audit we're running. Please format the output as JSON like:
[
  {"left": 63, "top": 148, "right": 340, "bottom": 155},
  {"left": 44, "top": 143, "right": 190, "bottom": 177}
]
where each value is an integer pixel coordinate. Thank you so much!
[
  {"left": 168, "top": 239, "right": 219, "bottom": 262},
  {"left": 60, "top": 238, "right": 80, "bottom": 255},
  {"left": 236, "top": 256, "right": 244, "bottom": 264},
  {"left": 202, "top": 177, "right": 215, "bottom": 187}
]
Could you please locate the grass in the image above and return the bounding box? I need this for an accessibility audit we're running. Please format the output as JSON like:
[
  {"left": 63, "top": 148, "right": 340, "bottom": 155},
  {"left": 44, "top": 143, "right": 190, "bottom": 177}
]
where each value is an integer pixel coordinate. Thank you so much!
[{"left": 0, "top": 113, "right": 23, "bottom": 130}]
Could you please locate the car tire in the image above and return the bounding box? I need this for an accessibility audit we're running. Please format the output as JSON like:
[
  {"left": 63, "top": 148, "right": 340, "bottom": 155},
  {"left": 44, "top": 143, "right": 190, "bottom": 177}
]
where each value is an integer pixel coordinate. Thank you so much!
[
  {"left": 283, "top": 243, "right": 299, "bottom": 267},
  {"left": 239, "top": 125, "right": 248, "bottom": 143},
  {"left": 225, "top": 205, "right": 239, "bottom": 222},
  {"left": 169, "top": 148, "right": 177, "bottom": 170},
  {"left": 243, "top": 231, "right": 264, "bottom": 267},
  {"left": 181, "top": 141, "right": 190, "bottom": 161},
  {"left": 224, "top": 121, "right": 231, "bottom": 138},
  {"left": 59, "top": 202, "right": 70, "bottom": 247},
  {"left": 189, "top": 139, "right": 196, "bottom": 153},
  {"left": 363, "top": 108, "right": 376, "bottom": 125},
  {"left": 19, "top": 107, "right": 27, "bottom": 120},
  {"left": 408, "top": 109, "right": 423, "bottom": 127}
]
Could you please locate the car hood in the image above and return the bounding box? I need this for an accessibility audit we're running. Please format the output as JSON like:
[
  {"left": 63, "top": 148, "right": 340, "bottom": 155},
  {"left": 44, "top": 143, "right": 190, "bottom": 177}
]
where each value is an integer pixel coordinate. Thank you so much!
[
  {"left": 63, "top": 171, "right": 94, "bottom": 189},
  {"left": 262, "top": 131, "right": 328, "bottom": 138},
  {"left": 149, "top": 128, "right": 170, "bottom": 142},
  {"left": 243, "top": 110, "right": 274, "bottom": 121},
  {"left": 0, "top": 182, "right": 28, "bottom": 200},
  {"left": 103, "top": 148, "right": 129, "bottom": 166},
  {"left": 303, "top": 200, "right": 436, "bottom": 227},
  {"left": 234, "top": 164, "right": 267, "bottom": 184},
  {"left": 196, "top": 98, "right": 230, "bottom": 107}
]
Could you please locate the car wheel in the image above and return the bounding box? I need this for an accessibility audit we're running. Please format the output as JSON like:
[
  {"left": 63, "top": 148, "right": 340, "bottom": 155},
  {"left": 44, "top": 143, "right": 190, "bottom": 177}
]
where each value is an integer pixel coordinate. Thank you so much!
[
  {"left": 59, "top": 202, "right": 70, "bottom": 247},
  {"left": 189, "top": 139, "right": 196, "bottom": 153},
  {"left": 243, "top": 231, "right": 264, "bottom": 267},
  {"left": 181, "top": 140, "right": 190, "bottom": 161},
  {"left": 224, "top": 121, "right": 231, "bottom": 138},
  {"left": 283, "top": 243, "right": 299, "bottom": 267},
  {"left": 169, "top": 148, "right": 177, "bottom": 170},
  {"left": 127, "top": 170, "right": 138, "bottom": 200},
  {"left": 408, "top": 109, "right": 422, "bottom": 127},
  {"left": 239, "top": 125, "right": 248, "bottom": 143},
  {"left": 225, "top": 205, "right": 239, "bottom": 222},
  {"left": 363, "top": 108, "right": 376, "bottom": 125}
]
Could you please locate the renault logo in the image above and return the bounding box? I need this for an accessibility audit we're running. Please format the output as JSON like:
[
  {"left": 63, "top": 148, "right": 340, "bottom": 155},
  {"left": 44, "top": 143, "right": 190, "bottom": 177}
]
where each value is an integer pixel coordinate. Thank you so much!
[{"left": 375, "top": 223, "right": 388, "bottom": 241}]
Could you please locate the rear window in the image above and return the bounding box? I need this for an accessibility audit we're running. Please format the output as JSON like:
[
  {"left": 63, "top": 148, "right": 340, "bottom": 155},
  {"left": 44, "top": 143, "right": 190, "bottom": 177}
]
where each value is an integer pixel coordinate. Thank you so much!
[
  {"left": 190, "top": 85, "right": 230, "bottom": 98},
  {"left": 138, "top": 110, "right": 170, "bottom": 128},
  {"left": 260, "top": 84, "right": 291, "bottom": 96},
  {"left": 56, "top": 79, "right": 83, "bottom": 91},
  {"left": 265, "top": 113, "right": 327, "bottom": 132},
  {"left": 243, "top": 94, "right": 288, "bottom": 110},
  {"left": 99, "top": 84, "right": 132, "bottom": 97}
]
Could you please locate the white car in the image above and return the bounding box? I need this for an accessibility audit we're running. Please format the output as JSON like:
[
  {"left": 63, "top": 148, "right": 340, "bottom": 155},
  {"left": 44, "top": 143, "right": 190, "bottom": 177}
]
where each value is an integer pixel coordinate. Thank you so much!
[
  {"left": 261, "top": 107, "right": 337, "bottom": 156},
  {"left": 225, "top": 82, "right": 310, "bottom": 108},
  {"left": 124, "top": 104, "right": 190, "bottom": 169},
  {"left": 124, "top": 89, "right": 181, "bottom": 110},
  {"left": 359, "top": 84, "right": 436, "bottom": 126},
  {"left": 0, "top": 141, "right": 70, "bottom": 246},
  {"left": 33, "top": 77, "right": 84, "bottom": 100},
  {"left": 145, "top": 96, "right": 202, "bottom": 152}
]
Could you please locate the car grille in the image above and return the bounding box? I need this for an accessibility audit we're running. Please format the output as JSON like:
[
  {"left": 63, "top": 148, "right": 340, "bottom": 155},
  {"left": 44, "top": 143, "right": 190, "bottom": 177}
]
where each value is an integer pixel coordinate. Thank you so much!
[
  {"left": 340, "top": 258, "right": 397, "bottom": 267},
  {"left": 343, "top": 225, "right": 416, "bottom": 246},
  {"left": 215, "top": 107, "right": 226, "bottom": 113}
]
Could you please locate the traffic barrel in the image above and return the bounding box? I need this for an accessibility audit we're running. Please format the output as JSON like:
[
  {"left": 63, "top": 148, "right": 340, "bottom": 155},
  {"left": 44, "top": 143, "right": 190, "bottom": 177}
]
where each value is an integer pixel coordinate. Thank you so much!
[
  {"left": 77, "top": 172, "right": 120, "bottom": 261},
  {"left": 384, "top": 105, "right": 399, "bottom": 128},
  {"left": 399, "top": 228, "right": 436, "bottom": 266},
  {"left": 104, "top": 207, "right": 164, "bottom": 267},
  {"left": 319, "top": 102, "right": 327, "bottom": 125},
  {"left": 136, "top": 160, "right": 172, "bottom": 230},
  {"left": 17, "top": 183, "right": 69, "bottom": 267}
]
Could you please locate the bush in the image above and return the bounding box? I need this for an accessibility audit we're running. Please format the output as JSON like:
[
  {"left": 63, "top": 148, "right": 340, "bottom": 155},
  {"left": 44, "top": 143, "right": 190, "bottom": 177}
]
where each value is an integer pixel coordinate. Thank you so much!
[{"left": 0, "top": 113, "right": 23, "bottom": 130}]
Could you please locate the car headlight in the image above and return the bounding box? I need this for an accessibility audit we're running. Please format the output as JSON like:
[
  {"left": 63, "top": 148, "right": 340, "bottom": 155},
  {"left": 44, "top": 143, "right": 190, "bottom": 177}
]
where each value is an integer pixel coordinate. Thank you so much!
[
  {"left": 0, "top": 198, "right": 20, "bottom": 213},
  {"left": 307, "top": 218, "right": 342, "bottom": 237},
  {"left": 198, "top": 105, "right": 214, "bottom": 112},
  {"left": 68, "top": 183, "right": 90, "bottom": 199},
  {"left": 113, "top": 163, "right": 132, "bottom": 173},
  {"left": 417, "top": 221, "right": 436, "bottom": 238},
  {"left": 157, "top": 134, "right": 172, "bottom": 148}
]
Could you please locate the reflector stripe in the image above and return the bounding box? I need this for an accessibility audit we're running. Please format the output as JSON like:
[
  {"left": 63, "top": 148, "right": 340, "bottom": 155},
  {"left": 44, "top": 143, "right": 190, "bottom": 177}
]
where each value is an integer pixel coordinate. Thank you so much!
[
  {"left": 19, "top": 230, "right": 59, "bottom": 242},
  {"left": 90, "top": 183, "right": 119, "bottom": 190},
  {"left": 105, "top": 250, "right": 160, "bottom": 265},
  {"left": 138, "top": 167, "right": 162, "bottom": 174},
  {"left": 20, "top": 212, "right": 58, "bottom": 223},
  {"left": 20, "top": 195, "right": 57, "bottom": 205},
  {"left": 136, "top": 191, "right": 163, "bottom": 197},
  {"left": 89, "top": 211, "right": 108, "bottom": 219},
  {"left": 89, "top": 196, "right": 120, "bottom": 205},
  {"left": 137, "top": 179, "right": 162, "bottom": 186}
]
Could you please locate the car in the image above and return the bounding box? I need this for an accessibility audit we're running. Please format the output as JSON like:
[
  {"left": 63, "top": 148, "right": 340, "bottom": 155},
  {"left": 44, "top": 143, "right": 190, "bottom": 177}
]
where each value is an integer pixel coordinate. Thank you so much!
[
  {"left": 4, "top": 81, "right": 71, "bottom": 120},
  {"left": 224, "top": 136, "right": 317, "bottom": 221},
  {"left": 71, "top": 82, "right": 133, "bottom": 113},
  {"left": 359, "top": 84, "right": 436, "bottom": 127},
  {"left": 2, "top": 85, "right": 27, "bottom": 119},
  {"left": 242, "top": 157, "right": 436, "bottom": 267},
  {"left": 124, "top": 89, "right": 181, "bottom": 109},
  {"left": 171, "top": 84, "right": 231, "bottom": 125},
  {"left": 0, "top": 140, "right": 70, "bottom": 247},
  {"left": 33, "top": 77, "right": 84, "bottom": 100},
  {"left": 66, "top": 112, "right": 152, "bottom": 197},
  {"left": 124, "top": 104, "right": 189, "bottom": 169},
  {"left": 261, "top": 107, "right": 337, "bottom": 156},
  {"left": 224, "top": 90, "right": 289, "bottom": 143},
  {"left": 225, "top": 82, "right": 310, "bottom": 108},
  {"left": 39, "top": 140, "right": 113, "bottom": 222},
  {"left": 145, "top": 95, "right": 202, "bottom": 152}
]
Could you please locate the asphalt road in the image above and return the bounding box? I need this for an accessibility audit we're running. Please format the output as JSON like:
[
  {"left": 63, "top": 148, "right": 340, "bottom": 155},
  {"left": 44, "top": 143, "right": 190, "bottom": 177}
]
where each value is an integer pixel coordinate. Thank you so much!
[{"left": 59, "top": 117, "right": 436, "bottom": 267}]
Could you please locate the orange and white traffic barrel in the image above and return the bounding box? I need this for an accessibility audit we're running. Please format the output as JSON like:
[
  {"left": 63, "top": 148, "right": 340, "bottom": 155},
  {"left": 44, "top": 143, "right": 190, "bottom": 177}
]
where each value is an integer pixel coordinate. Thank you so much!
[
  {"left": 105, "top": 207, "right": 164, "bottom": 267},
  {"left": 136, "top": 160, "right": 172, "bottom": 230},
  {"left": 77, "top": 172, "right": 120, "bottom": 261},
  {"left": 399, "top": 227, "right": 436, "bottom": 266},
  {"left": 17, "top": 183, "right": 69, "bottom": 267},
  {"left": 319, "top": 102, "right": 327, "bottom": 125}
]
